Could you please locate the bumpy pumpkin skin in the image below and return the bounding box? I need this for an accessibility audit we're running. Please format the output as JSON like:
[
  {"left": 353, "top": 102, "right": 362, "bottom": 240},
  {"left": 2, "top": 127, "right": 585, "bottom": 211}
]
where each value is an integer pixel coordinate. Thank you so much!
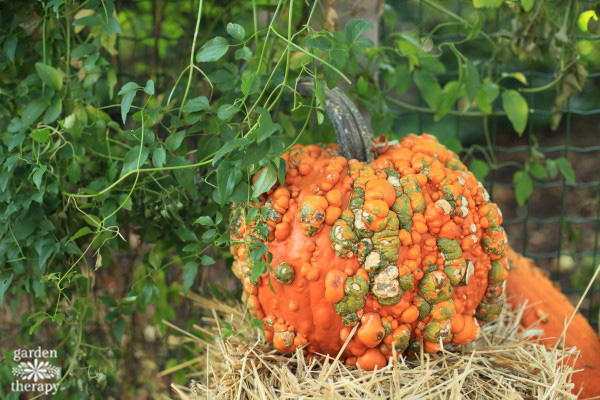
[{"left": 230, "top": 134, "right": 508, "bottom": 368}]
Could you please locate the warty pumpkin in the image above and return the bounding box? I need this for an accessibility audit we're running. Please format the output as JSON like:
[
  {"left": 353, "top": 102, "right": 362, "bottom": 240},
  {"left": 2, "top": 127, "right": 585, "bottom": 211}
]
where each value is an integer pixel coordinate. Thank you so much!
[{"left": 230, "top": 83, "right": 509, "bottom": 370}]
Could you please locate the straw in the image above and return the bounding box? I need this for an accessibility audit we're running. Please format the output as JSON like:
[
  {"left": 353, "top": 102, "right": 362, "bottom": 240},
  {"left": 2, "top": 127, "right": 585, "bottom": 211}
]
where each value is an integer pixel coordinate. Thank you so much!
[{"left": 169, "top": 293, "right": 578, "bottom": 400}]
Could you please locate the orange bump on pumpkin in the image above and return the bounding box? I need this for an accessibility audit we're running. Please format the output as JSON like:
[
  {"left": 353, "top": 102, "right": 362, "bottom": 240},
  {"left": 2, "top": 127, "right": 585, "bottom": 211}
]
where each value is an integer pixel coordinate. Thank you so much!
[
  {"left": 365, "top": 180, "right": 396, "bottom": 207},
  {"left": 357, "top": 348, "right": 387, "bottom": 370},
  {"left": 357, "top": 312, "right": 385, "bottom": 348},
  {"left": 326, "top": 189, "right": 343, "bottom": 207},
  {"left": 324, "top": 269, "right": 348, "bottom": 303},
  {"left": 325, "top": 206, "right": 342, "bottom": 225},
  {"left": 400, "top": 305, "right": 420, "bottom": 323},
  {"left": 230, "top": 134, "right": 509, "bottom": 369}
]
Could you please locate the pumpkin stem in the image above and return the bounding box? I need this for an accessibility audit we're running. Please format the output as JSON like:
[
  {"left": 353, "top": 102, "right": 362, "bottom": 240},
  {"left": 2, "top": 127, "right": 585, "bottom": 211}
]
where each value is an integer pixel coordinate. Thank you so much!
[{"left": 296, "top": 78, "right": 375, "bottom": 162}]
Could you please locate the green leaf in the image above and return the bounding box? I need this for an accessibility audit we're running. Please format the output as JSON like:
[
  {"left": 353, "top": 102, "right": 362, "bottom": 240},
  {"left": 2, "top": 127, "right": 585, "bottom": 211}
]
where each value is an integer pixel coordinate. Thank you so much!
[
  {"left": 529, "top": 163, "right": 548, "bottom": 180},
  {"left": 502, "top": 90, "right": 528, "bottom": 135},
  {"left": 545, "top": 159, "right": 558, "bottom": 178},
  {"left": 357, "top": 76, "right": 369, "bottom": 96},
  {"left": 70, "top": 227, "right": 93, "bottom": 242},
  {"left": 118, "top": 82, "right": 141, "bottom": 124},
  {"left": 144, "top": 80, "right": 155, "bottom": 95},
  {"left": 235, "top": 46, "right": 252, "bottom": 61},
  {"left": 201, "top": 229, "right": 216, "bottom": 241},
  {"left": 183, "top": 262, "right": 199, "bottom": 294},
  {"left": 396, "top": 34, "right": 422, "bottom": 70},
  {"left": 413, "top": 71, "right": 441, "bottom": 111},
  {"left": 435, "top": 81, "right": 460, "bottom": 120},
  {"left": 521, "top": 0, "right": 535, "bottom": 12},
  {"left": 43, "top": 96, "right": 62, "bottom": 123},
  {"left": 196, "top": 37, "right": 229, "bottom": 62},
  {"left": 470, "top": 159, "right": 489, "bottom": 181},
  {"left": 176, "top": 243, "right": 195, "bottom": 255},
  {"left": 212, "top": 138, "right": 244, "bottom": 165},
  {"left": 22, "top": 97, "right": 49, "bottom": 127},
  {"left": 303, "top": 35, "right": 333, "bottom": 51},
  {"left": 217, "top": 161, "right": 242, "bottom": 205},
  {"left": 113, "top": 317, "right": 125, "bottom": 342},
  {"left": 32, "top": 165, "right": 46, "bottom": 189},
  {"left": 475, "top": 79, "right": 499, "bottom": 114},
  {"left": 231, "top": 182, "right": 250, "bottom": 202},
  {"left": 29, "top": 316, "right": 48, "bottom": 335},
  {"left": 314, "top": 78, "right": 325, "bottom": 108},
  {"left": 217, "top": 104, "right": 240, "bottom": 121},
  {"left": 464, "top": 60, "right": 480, "bottom": 103},
  {"left": 277, "top": 158, "right": 286, "bottom": 186},
  {"left": 0, "top": 274, "right": 13, "bottom": 307},
  {"left": 175, "top": 228, "right": 198, "bottom": 242},
  {"left": 121, "top": 91, "right": 136, "bottom": 124},
  {"left": 74, "top": 15, "right": 101, "bottom": 26},
  {"left": 149, "top": 246, "right": 163, "bottom": 270},
  {"left": 227, "top": 22, "right": 245, "bottom": 41},
  {"left": 242, "top": 142, "right": 269, "bottom": 168},
  {"left": 354, "top": 38, "right": 374, "bottom": 47},
  {"left": 182, "top": 96, "right": 209, "bottom": 113},
  {"left": 103, "top": 17, "right": 121, "bottom": 35},
  {"left": 473, "top": 0, "right": 503, "bottom": 8},
  {"left": 152, "top": 147, "right": 166, "bottom": 168},
  {"left": 72, "top": 43, "right": 96, "bottom": 59},
  {"left": 345, "top": 19, "right": 374, "bottom": 42},
  {"left": 67, "top": 160, "right": 81, "bottom": 183},
  {"left": 30, "top": 128, "right": 51, "bottom": 143},
  {"left": 172, "top": 157, "right": 197, "bottom": 198},
  {"left": 475, "top": 78, "right": 500, "bottom": 114},
  {"left": 241, "top": 72, "right": 260, "bottom": 96},
  {"left": 555, "top": 157, "right": 575, "bottom": 183},
  {"left": 197, "top": 135, "right": 222, "bottom": 160},
  {"left": 194, "top": 216, "right": 213, "bottom": 225},
  {"left": 256, "top": 108, "right": 281, "bottom": 143},
  {"left": 107, "top": 70, "right": 117, "bottom": 100},
  {"left": 165, "top": 131, "right": 186, "bottom": 152},
  {"left": 6, "top": 133, "right": 25, "bottom": 151},
  {"left": 35, "top": 63, "right": 63, "bottom": 91},
  {"left": 513, "top": 171, "right": 533, "bottom": 206},
  {"left": 83, "top": 214, "right": 102, "bottom": 228},
  {"left": 121, "top": 146, "right": 150, "bottom": 177},
  {"left": 201, "top": 255, "right": 215, "bottom": 266},
  {"left": 252, "top": 163, "right": 277, "bottom": 198},
  {"left": 250, "top": 260, "right": 267, "bottom": 284},
  {"left": 142, "top": 284, "right": 158, "bottom": 304},
  {"left": 4, "top": 36, "right": 17, "bottom": 63},
  {"left": 119, "top": 194, "right": 133, "bottom": 211},
  {"left": 118, "top": 82, "right": 141, "bottom": 95}
]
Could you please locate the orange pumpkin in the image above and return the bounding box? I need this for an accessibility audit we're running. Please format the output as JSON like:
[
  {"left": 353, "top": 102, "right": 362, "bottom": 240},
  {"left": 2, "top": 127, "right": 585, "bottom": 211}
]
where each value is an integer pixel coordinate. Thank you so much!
[
  {"left": 506, "top": 249, "right": 600, "bottom": 398},
  {"left": 230, "top": 86, "right": 509, "bottom": 369}
]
